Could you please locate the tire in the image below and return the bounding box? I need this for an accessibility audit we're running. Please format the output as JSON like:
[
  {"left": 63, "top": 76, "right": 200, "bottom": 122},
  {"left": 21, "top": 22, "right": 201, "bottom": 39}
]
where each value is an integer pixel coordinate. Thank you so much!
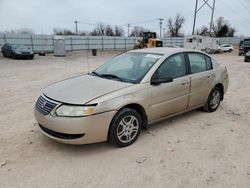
[
  {"left": 202, "top": 87, "right": 222, "bottom": 112},
  {"left": 108, "top": 108, "right": 142, "bottom": 147},
  {"left": 2, "top": 51, "right": 6, "bottom": 57},
  {"left": 28, "top": 55, "right": 34, "bottom": 60},
  {"left": 228, "top": 49, "right": 232, "bottom": 53}
]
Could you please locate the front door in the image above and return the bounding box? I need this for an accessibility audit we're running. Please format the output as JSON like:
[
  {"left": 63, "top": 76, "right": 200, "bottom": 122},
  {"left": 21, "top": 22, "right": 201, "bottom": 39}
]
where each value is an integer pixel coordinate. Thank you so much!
[{"left": 150, "top": 53, "right": 190, "bottom": 121}]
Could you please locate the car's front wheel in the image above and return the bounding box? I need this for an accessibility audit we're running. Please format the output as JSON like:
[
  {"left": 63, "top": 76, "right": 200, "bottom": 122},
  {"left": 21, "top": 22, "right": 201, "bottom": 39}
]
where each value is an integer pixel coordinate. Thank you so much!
[
  {"left": 108, "top": 108, "right": 142, "bottom": 147},
  {"left": 203, "top": 87, "right": 222, "bottom": 112}
]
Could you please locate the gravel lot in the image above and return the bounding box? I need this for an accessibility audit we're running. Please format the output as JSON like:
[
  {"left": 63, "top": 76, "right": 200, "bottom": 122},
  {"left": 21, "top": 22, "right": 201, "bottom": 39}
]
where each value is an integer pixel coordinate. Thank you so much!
[{"left": 0, "top": 50, "right": 250, "bottom": 188}]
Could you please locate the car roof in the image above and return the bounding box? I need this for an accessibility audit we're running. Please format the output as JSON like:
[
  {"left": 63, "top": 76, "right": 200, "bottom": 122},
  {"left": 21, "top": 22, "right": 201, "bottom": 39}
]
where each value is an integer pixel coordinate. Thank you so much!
[{"left": 129, "top": 47, "right": 206, "bottom": 56}]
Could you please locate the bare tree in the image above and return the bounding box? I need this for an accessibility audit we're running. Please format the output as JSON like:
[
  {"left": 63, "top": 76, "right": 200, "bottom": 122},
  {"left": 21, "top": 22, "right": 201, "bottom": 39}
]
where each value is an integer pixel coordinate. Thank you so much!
[
  {"left": 105, "top": 25, "right": 115, "bottom": 36},
  {"left": 4, "top": 28, "right": 35, "bottom": 34},
  {"left": 91, "top": 23, "right": 105, "bottom": 36},
  {"left": 53, "top": 28, "right": 74, "bottom": 35},
  {"left": 167, "top": 14, "right": 185, "bottom": 37},
  {"left": 78, "top": 31, "right": 89, "bottom": 36},
  {"left": 129, "top": 26, "right": 149, "bottom": 37},
  {"left": 195, "top": 25, "right": 209, "bottom": 36},
  {"left": 114, "top": 25, "right": 125, "bottom": 36},
  {"left": 212, "top": 17, "right": 235, "bottom": 37}
]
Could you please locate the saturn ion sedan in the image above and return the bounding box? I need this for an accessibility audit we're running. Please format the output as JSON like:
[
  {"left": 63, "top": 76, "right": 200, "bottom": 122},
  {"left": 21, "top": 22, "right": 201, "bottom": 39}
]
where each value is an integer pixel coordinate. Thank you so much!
[{"left": 34, "top": 47, "right": 229, "bottom": 147}]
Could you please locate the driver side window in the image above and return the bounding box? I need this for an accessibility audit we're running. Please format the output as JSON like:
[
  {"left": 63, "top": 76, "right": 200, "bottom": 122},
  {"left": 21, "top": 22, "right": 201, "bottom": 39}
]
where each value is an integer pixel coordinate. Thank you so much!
[{"left": 155, "top": 53, "right": 186, "bottom": 79}]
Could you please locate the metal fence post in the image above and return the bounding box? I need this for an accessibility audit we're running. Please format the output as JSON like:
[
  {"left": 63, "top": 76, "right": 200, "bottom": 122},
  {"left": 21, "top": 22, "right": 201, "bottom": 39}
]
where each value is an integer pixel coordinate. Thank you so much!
[
  {"left": 52, "top": 36, "right": 54, "bottom": 52},
  {"left": 70, "top": 36, "right": 73, "bottom": 51},
  {"left": 125, "top": 37, "right": 127, "bottom": 50},
  {"left": 31, "top": 35, "right": 34, "bottom": 51},
  {"left": 3, "top": 34, "right": 7, "bottom": 44},
  {"left": 114, "top": 37, "right": 116, "bottom": 50},
  {"left": 87, "top": 36, "right": 90, "bottom": 51},
  {"left": 102, "top": 36, "right": 104, "bottom": 51}
]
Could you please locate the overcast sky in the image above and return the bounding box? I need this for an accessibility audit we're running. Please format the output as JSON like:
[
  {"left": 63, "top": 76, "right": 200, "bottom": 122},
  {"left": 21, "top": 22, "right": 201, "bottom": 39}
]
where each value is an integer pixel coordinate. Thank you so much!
[{"left": 0, "top": 0, "right": 249, "bottom": 36}]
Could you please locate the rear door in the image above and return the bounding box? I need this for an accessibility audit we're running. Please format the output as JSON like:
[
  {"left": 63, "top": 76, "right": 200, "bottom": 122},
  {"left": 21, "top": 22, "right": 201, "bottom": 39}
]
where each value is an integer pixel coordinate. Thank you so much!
[
  {"left": 186, "top": 52, "right": 214, "bottom": 108},
  {"left": 150, "top": 53, "right": 190, "bottom": 121}
]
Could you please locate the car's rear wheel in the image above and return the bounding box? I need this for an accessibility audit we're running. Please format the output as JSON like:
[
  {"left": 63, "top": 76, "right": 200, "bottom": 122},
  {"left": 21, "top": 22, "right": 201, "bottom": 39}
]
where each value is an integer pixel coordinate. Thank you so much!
[
  {"left": 108, "top": 108, "right": 142, "bottom": 147},
  {"left": 2, "top": 51, "right": 6, "bottom": 57},
  {"left": 228, "top": 49, "right": 233, "bottom": 53},
  {"left": 203, "top": 87, "right": 222, "bottom": 112}
]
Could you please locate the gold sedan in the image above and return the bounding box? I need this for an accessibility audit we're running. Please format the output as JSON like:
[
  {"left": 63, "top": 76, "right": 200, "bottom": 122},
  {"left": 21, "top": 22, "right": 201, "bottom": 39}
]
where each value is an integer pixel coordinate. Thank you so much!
[{"left": 34, "top": 47, "right": 229, "bottom": 147}]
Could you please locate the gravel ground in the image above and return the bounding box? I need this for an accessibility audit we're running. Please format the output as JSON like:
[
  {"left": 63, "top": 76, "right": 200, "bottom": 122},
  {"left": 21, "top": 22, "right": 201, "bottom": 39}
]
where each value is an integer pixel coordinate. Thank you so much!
[{"left": 0, "top": 50, "right": 250, "bottom": 188}]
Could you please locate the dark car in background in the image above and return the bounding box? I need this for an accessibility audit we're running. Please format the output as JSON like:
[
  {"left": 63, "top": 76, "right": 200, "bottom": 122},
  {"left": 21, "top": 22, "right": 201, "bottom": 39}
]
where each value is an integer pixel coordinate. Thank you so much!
[
  {"left": 1, "top": 43, "right": 34, "bottom": 59},
  {"left": 244, "top": 51, "right": 250, "bottom": 62},
  {"left": 239, "top": 39, "right": 250, "bottom": 56}
]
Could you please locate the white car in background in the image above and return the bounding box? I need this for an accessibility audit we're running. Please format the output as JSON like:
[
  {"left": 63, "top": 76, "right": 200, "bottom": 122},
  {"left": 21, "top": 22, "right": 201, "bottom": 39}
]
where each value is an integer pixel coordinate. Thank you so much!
[{"left": 219, "top": 44, "right": 234, "bottom": 53}]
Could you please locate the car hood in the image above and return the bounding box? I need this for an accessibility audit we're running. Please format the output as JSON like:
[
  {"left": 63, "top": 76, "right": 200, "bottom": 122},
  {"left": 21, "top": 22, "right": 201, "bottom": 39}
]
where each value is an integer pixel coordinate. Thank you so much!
[{"left": 43, "top": 74, "right": 132, "bottom": 104}]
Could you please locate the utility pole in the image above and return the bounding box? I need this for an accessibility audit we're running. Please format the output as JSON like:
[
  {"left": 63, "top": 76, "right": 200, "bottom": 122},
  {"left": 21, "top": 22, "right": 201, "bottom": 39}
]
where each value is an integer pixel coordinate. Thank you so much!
[
  {"left": 209, "top": 0, "right": 216, "bottom": 34},
  {"left": 127, "top": 24, "right": 130, "bottom": 37},
  {"left": 74, "top": 21, "right": 78, "bottom": 36},
  {"left": 159, "top": 18, "right": 164, "bottom": 38},
  {"left": 192, "top": 0, "right": 198, "bottom": 35},
  {"left": 192, "top": 0, "right": 216, "bottom": 35}
]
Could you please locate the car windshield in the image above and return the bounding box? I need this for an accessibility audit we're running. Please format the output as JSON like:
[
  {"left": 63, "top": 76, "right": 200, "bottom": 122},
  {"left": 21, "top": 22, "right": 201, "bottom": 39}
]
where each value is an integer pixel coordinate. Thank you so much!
[
  {"left": 11, "top": 45, "right": 29, "bottom": 50},
  {"left": 93, "top": 52, "right": 162, "bottom": 84},
  {"left": 244, "top": 40, "right": 250, "bottom": 45}
]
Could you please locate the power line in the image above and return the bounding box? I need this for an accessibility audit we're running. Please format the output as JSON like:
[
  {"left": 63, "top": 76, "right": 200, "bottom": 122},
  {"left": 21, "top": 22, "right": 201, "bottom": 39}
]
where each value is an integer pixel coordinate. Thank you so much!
[
  {"left": 121, "top": 19, "right": 158, "bottom": 27},
  {"left": 214, "top": 7, "right": 250, "bottom": 32},
  {"left": 238, "top": 0, "right": 249, "bottom": 11},
  {"left": 218, "top": 0, "right": 250, "bottom": 24}
]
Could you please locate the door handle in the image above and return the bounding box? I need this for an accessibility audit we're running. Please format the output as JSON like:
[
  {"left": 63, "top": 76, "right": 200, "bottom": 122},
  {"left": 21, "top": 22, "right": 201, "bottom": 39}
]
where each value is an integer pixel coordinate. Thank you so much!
[
  {"left": 207, "top": 74, "right": 213, "bottom": 79},
  {"left": 181, "top": 81, "right": 189, "bottom": 85}
]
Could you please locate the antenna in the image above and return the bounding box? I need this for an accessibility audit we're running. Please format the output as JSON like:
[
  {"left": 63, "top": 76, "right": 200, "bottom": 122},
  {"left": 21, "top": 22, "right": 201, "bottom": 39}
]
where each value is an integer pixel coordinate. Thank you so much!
[{"left": 86, "top": 49, "right": 90, "bottom": 74}]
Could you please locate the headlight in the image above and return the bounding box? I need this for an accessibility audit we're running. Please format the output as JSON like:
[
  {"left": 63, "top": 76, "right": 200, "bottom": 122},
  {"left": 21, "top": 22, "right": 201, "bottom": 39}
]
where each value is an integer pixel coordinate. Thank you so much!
[{"left": 55, "top": 105, "right": 96, "bottom": 117}]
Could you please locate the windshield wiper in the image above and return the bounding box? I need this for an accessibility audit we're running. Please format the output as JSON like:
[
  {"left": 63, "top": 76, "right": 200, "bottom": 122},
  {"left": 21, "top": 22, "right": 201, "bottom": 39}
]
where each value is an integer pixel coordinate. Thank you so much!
[
  {"left": 91, "top": 71, "right": 102, "bottom": 78},
  {"left": 100, "top": 74, "right": 124, "bottom": 82}
]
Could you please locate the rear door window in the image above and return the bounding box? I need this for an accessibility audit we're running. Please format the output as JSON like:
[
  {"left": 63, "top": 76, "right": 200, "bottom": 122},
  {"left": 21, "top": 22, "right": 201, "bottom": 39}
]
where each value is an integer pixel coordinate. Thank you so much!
[{"left": 187, "top": 53, "right": 207, "bottom": 74}]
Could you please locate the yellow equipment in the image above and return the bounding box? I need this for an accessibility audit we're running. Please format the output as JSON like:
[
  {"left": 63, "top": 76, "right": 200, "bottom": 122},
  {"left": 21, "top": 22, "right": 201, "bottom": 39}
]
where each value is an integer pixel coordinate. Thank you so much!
[{"left": 134, "top": 32, "right": 163, "bottom": 49}]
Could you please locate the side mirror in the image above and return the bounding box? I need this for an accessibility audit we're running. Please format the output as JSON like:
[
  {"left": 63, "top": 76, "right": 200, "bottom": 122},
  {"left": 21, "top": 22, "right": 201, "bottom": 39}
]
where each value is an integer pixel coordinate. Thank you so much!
[{"left": 151, "top": 76, "right": 173, "bottom": 85}]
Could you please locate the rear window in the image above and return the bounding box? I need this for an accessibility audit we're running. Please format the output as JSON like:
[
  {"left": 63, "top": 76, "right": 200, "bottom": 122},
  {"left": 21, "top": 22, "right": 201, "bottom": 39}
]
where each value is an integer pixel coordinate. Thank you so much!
[{"left": 187, "top": 53, "right": 214, "bottom": 74}]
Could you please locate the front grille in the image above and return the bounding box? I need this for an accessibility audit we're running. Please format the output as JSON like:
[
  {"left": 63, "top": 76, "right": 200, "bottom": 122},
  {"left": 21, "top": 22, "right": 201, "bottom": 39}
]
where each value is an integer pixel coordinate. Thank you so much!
[
  {"left": 36, "top": 95, "right": 58, "bottom": 115},
  {"left": 39, "top": 124, "right": 85, "bottom": 140}
]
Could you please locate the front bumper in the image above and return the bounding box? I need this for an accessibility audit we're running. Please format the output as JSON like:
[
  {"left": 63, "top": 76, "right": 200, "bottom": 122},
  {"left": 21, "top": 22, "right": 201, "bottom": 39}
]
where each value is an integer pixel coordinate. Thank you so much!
[
  {"left": 239, "top": 49, "right": 245, "bottom": 55},
  {"left": 34, "top": 108, "right": 117, "bottom": 145},
  {"left": 245, "top": 55, "right": 250, "bottom": 62},
  {"left": 13, "top": 53, "right": 34, "bottom": 59}
]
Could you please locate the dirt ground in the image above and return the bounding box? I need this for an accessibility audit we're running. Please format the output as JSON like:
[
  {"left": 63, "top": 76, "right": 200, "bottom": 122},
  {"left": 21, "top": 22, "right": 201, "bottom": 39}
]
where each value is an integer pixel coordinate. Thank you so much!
[{"left": 0, "top": 49, "right": 250, "bottom": 188}]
